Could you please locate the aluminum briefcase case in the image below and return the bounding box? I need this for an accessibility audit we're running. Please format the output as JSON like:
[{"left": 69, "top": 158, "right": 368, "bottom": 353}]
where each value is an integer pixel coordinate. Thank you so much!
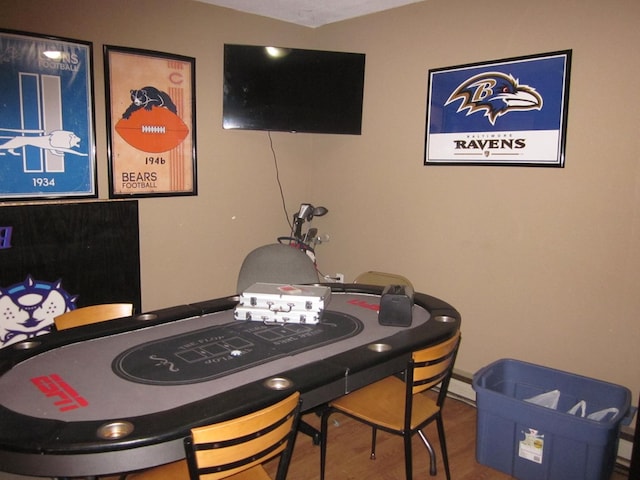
[
  {"left": 234, "top": 282, "right": 331, "bottom": 324},
  {"left": 233, "top": 306, "right": 323, "bottom": 324}
]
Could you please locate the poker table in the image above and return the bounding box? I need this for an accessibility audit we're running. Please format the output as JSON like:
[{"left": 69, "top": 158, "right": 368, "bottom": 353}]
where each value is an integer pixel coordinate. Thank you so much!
[{"left": 0, "top": 284, "right": 461, "bottom": 477}]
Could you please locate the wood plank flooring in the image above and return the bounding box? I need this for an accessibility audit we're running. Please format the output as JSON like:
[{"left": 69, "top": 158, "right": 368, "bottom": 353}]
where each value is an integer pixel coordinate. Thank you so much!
[{"left": 266, "top": 393, "right": 630, "bottom": 480}]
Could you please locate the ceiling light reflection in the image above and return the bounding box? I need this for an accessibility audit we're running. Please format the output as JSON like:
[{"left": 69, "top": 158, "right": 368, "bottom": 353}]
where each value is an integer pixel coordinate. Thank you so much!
[
  {"left": 265, "top": 46, "right": 291, "bottom": 58},
  {"left": 43, "top": 50, "right": 63, "bottom": 60}
]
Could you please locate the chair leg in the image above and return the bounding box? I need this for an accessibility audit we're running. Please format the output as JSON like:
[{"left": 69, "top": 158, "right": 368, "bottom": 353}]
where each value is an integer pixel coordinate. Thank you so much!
[
  {"left": 319, "top": 408, "right": 331, "bottom": 480},
  {"left": 417, "top": 429, "right": 437, "bottom": 476},
  {"left": 436, "top": 413, "right": 451, "bottom": 480},
  {"left": 299, "top": 419, "right": 322, "bottom": 445},
  {"left": 370, "top": 426, "right": 378, "bottom": 460},
  {"left": 403, "top": 433, "right": 414, "bottom": 480}
]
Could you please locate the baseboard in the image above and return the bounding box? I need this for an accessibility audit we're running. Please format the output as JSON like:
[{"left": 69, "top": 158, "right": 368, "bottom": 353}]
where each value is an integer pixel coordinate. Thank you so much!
[
  {"left": 449, "top": 371, "right": 476, "bottom": 403},
  {"left": 447, "top": 370, "right": 634, "bottom": 465}
]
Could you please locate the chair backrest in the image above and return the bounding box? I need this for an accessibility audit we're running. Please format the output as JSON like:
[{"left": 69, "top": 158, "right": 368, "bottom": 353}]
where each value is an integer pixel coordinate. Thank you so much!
[
  {"left": 353, "top": 271, "right": 414, "bottom": 289},
  {"left": 237, "top": 243, "right": 319, "bottom": 293},
  {"left": 184, "top": 391, "right": 301, "bottom": 480},
  {"left": 54, "top": 303, "right": 134, "bottom": 331},
  {"left": 409, "top": 331, "right": 461, "bottom": 402}
]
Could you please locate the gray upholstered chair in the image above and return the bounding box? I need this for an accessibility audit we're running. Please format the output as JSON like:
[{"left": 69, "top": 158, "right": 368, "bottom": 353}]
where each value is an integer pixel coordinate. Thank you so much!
[
  {"left": 236, "top": 243, "right": 320, "bottom": 293},
  {"left": 236, "top": 243, "right": 322, "bottom": 444}
]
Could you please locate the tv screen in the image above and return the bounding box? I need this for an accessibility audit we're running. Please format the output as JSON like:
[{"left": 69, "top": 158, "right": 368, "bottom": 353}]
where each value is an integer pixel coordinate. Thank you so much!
[{"left": 223, "top": 44, "right": 365, "bottom": 135}]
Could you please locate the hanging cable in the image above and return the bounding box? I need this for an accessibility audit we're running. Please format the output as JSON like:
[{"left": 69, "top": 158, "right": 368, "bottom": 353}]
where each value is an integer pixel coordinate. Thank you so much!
[{"left": 268, "top": 131, "right": 292, "bottom": 231}]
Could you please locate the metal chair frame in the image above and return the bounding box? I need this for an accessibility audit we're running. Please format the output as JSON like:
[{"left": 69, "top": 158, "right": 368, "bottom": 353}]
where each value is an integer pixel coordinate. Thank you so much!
[
  {"left": 320, "top": 332, "right": 461, "bottom": 480},
  {"left": 127, "top": 392, "right": 301, "bottom": 480}
]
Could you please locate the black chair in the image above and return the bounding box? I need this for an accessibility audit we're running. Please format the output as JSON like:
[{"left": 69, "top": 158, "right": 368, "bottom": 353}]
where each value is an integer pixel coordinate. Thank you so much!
[
  {"left": 127, "top": 392, "right": 301, "bottom": 480},
  {"left": 320, "top": 331, "right": 461, "bottom": 480}
]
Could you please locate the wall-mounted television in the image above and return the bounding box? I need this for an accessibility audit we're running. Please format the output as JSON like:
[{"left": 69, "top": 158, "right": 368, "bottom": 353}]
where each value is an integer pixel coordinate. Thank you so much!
[{"left": 223, "top": 44, "right": 365, "bottom": 135}]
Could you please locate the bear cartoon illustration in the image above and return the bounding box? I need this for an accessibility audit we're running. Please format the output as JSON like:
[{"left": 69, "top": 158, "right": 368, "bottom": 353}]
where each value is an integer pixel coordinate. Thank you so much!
[{"left": 122, "top": 86, "right": 177, "bottom": 119}]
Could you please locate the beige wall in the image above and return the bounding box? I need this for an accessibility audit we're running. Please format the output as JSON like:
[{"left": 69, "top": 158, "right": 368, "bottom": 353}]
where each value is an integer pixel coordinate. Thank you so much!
[{"left": 2, "top": 0, "right": 639, "bottom": 399}]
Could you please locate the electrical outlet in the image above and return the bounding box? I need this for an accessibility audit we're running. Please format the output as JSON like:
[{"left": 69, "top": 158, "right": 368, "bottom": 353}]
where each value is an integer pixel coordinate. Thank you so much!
[{"left": 323, "top": 273, "right": 345, "bottom": 283}]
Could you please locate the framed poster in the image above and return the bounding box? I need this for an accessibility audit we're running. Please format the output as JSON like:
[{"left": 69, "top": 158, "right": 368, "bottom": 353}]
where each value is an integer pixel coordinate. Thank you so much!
[
  {"left": 425, "top": 50, "right": 572, "bottom": 167},
  {"left": 0, "top": 29, "right": 96, "bottom": 200},
  {"left": 105, "top": 45, "right": 197, "bottom": 198}
]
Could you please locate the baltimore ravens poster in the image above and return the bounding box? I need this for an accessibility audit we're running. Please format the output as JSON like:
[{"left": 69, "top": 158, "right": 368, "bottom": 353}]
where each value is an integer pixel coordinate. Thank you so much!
[
  {"left": 0, "top": 30, "right": 96, "bottom": 200},
  {"left": 425, "top": 50, "right": 571, "bottom": 167}
]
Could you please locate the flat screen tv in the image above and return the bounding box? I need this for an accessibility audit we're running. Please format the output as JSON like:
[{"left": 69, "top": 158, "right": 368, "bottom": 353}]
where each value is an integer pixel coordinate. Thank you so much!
[{"left": 223, "top": 44, "right": 365, "bottom": 135}]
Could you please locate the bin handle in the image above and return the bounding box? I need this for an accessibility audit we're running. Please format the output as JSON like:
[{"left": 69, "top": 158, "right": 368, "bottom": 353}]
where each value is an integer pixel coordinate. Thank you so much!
[
  {"left": 472, "top": 363, "right": 497, "bottom": 388},
  {"left": 568, "top": 400, "right": 586, "bottom": 417},
  {"left": 587, "top": 407, "right": 619, "bottom": 422}
]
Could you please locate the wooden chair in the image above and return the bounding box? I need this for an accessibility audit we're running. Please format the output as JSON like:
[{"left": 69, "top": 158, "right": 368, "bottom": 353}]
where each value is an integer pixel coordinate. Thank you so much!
[
  {"left": 54, "top": 303, "right": 134, "bottom": 331},
  {"left": 126, "top": 391, "right": 301, "bottom": 480},
  {"left": 320, "top": 331, "right": 461, "bottom": 480},
  {"left": 353, "top": 271, "right": 414, "bottom": 289},
  {"left": 53, "top": 303, "right": 135, "bottom": 480}
]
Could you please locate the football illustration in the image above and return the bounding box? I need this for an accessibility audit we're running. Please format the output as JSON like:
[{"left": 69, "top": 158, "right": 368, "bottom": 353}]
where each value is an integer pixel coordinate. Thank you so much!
[{"left": 115, "top": 106, "right": 189, "bottom": 153}]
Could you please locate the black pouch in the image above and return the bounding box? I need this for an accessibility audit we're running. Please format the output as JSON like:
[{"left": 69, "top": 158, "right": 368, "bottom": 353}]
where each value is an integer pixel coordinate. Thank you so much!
[{"left": 378, "top": 284, "right": 414, "bottom": 327}]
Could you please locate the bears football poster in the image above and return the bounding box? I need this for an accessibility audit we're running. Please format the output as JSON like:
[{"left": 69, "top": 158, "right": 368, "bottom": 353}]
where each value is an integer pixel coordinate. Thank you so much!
[
  {"left": 425, "top": 50, "right": 571, "bottom": 167},
  {"left": 0, "top": 30, "right": 96, "bottom": 200},
  {"left": 105, "top": 46, "right": 196, "bottom": 197}
]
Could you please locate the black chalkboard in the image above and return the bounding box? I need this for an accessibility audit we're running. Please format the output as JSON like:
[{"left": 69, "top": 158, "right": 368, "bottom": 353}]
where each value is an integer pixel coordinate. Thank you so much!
[{"left": 0, "top": 201, "right": 141, "bottom": 346}]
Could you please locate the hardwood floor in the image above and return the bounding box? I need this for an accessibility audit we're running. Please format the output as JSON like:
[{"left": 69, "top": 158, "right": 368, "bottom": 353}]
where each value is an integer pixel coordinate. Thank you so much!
[{"left": 266, "top": 393, "right": 630, "bottom": 480}]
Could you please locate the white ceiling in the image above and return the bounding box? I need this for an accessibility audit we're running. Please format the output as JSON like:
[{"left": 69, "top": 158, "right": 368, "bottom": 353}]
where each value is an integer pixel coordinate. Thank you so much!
[{"left": 194, "top": 0, "right": 426, "bottom": 28}]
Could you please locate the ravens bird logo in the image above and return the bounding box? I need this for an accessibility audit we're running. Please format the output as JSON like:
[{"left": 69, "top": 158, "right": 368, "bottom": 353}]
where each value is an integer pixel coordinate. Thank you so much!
[{"left": 445, "top": 72, "right": 543, "bottom": 125}]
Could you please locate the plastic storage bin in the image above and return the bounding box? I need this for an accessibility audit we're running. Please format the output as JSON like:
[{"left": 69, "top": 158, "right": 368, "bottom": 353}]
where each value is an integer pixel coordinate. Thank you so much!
[{"left": 472, "top": 359, "right": 631, "bottom": 480}]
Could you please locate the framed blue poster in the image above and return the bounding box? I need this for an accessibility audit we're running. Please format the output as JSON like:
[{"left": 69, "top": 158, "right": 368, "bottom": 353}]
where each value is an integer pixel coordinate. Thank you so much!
[
  {"left": 425, "top": 50, "right": 572, "bottom": 167},
  {"left": 0, "top": 30, "right": 96, "bottom": 200}
]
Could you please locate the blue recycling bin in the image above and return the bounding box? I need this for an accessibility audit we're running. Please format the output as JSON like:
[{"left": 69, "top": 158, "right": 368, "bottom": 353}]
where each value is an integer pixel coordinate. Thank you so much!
[{"left": 473, "top": 359, "right": 631, "bottom": 480}]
